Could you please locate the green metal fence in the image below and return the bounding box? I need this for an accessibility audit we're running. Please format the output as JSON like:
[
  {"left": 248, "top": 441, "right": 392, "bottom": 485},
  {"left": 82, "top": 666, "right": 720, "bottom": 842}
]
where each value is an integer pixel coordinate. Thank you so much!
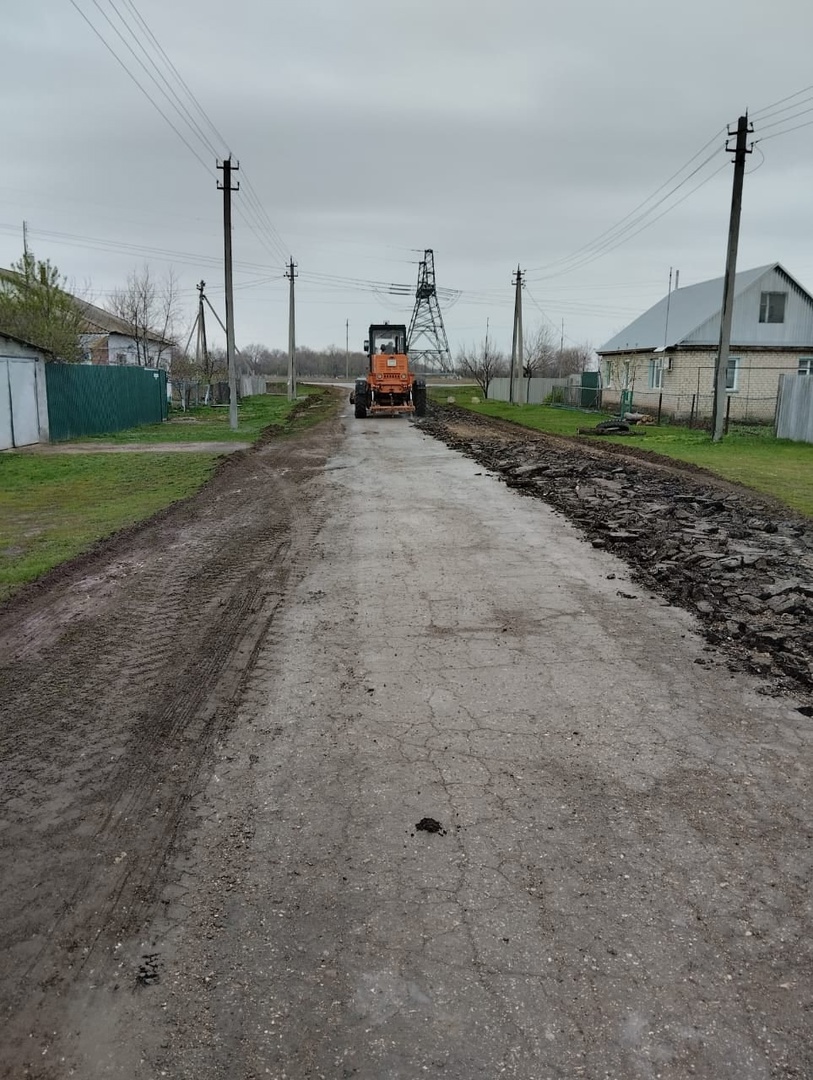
[{"left": 45, "top": 364, "right": 168, "bottom": 442}]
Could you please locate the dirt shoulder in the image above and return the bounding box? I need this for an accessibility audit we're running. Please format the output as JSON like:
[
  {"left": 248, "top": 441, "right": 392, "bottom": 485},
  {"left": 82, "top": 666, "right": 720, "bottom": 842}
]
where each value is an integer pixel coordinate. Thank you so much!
[
  {"left": 0, "top": 408, "right": 343, "bottom": 1078},
  {"left": 419, "top": 405, "right": 813, "bottom": 706}
]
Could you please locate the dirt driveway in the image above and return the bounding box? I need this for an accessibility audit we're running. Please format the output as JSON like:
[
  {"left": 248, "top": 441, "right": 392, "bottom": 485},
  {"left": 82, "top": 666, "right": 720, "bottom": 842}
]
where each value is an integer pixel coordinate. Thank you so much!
[{"left": 1, "top": 401, "right": 811, "bottom": 1079}]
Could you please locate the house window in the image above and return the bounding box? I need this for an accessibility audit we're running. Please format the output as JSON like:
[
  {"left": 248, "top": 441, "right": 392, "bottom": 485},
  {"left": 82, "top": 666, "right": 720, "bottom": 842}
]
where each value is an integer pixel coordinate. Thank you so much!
[
  {"left": 798, "top": 358, "right": 813, "bottom": 376},
  {"left": 647, "top": 358, "right": 663, "bottom": 390},
  {"left": 115, "top": 352, "right": 127, "bottom": 365},
  {"left": 759, "top": 291, "right": 786, "bottom": 323},
  {"left": 603, "top": 361, "right": 613, "bottom": 387},
  {"left": 726, "top": 356, "right": 740, "bottom": 392}
]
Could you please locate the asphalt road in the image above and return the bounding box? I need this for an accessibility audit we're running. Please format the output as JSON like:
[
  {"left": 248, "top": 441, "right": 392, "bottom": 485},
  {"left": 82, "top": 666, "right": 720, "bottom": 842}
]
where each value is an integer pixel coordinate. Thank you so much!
[{"left": 2, "top": 400, "right": 811, "bottom": 1079}]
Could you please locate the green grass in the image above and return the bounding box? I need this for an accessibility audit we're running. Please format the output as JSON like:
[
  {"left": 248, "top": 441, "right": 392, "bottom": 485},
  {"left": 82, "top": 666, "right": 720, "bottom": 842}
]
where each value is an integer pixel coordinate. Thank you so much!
[
  {"left": 0, "top": 453, "right": 217, "bottom": 598},
  {"left": 83, "top": 392, "right": 309, "bottom": 444},
  {"left": 429, "top": 390, "right": 813, "bottom": 517},
  {"left": 0, "top": 389, "right": 339, "bottom": 599},
  {"left": 429, "top": 388, "right": 614, "bottom": 436},
  {"left": 603, "top": 423, "right": 813, "bottom": 517}
]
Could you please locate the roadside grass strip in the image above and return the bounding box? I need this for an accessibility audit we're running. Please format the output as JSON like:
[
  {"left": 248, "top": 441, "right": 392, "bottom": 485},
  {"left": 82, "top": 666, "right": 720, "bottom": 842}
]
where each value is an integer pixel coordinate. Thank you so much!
[
  {"left": 83, "top": 391, "right": 300, "bottom": 444},
  {"left": 0, "top": 390, "right": 337, "bottom": 598},
  {"left": 0, "top": 453, "right": 217, "bottom": 599},
  {"left": 429, "top": 391, "right": 813, "bottom": 517}
]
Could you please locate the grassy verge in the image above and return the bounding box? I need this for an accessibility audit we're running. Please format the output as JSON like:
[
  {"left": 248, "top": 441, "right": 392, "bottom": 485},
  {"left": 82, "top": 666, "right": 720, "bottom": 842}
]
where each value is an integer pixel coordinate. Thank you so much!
[
  {"left": 429, "top": 389, "right": 813, "bottom": 517},
  {"left": 0, "top": 389, "right": 338, "bottom": 599},
  {"left": 0, "top": 453, "right": 216, "bottom": 599},
  {"left": 84, "top": 391, "right": 307, "bottom": 444}
]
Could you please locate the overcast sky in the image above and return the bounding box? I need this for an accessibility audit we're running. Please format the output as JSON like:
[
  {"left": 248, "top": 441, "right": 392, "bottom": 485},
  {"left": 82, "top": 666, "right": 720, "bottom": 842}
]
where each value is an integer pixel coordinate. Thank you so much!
[{"left": 4, "top": 0, "right": 813, "bottom": 358}]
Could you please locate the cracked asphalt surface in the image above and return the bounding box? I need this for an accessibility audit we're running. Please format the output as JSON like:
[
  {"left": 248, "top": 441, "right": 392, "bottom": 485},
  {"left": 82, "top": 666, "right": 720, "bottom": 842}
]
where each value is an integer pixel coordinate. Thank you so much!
[{"left": 1, "top": 398, "right": 811, "bottom": 1079}]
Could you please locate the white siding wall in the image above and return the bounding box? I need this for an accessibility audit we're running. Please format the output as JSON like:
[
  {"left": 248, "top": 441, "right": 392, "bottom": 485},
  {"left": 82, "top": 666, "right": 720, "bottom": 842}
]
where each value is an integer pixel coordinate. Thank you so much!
[
  {"left": 0, "top": 346, "right": 49, "bottom": 450},
  {"left": 107, "top": 332, "right": 165, "bottom": 367}
]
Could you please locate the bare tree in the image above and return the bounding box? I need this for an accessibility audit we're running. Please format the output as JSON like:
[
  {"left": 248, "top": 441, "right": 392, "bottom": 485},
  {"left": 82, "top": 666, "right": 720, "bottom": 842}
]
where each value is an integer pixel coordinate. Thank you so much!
[
  {"left": 521, "top": 324, "right": 557, "bottom": 399},
  {"left": 455, "top": 338, "right": 506, "bottom": 400},
  {"left": 108, "top": 265, "right": 178, "bottom": 368},
  {"left": 557, "top": 342, "right": 596, "bottom": 375}
]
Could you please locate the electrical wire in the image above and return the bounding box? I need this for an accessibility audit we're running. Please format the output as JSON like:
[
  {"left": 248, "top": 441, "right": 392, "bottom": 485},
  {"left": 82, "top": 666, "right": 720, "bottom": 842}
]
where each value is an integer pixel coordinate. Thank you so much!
[
  {"left": 525, "top": 129, "right": 726, "bottom": 277},
  {"left": 751, "top": 84, "right": 813, "bottom": 119},
  {"left": 101, "top": 0, "right": 222, "bottom": 159},
  {"left": 756, "top": 116, "right": 813, "bottom": 143},
  {"left": 66, "top": 0, "right": 213, "bottom": 173},
  {"left": 70, "top": 0, "right": 292, "bottom": 269},
  {"left": 528, "top": 154, "right": 728, "bottom": 283},
  {"left": 0, "top": 221, "right": 276, "bottom": 274},
  {"left": 751, "top": 95, "right": 813, "bottom": 125},
  {"left": 119, "top": 0, "right": 231, "bottom": 153},
  {"left": 756, "top": 104, "right": 813, "bottom": 133}
]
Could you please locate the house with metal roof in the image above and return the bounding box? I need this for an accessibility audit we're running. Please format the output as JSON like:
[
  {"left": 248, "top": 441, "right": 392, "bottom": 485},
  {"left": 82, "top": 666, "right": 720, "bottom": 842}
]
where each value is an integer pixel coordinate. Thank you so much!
[
  {"left": 597, "top": 263, "right": 813, "bottom": 422},
  {"left": 0, "top": 267, "right": 174, "bottom": 369},
  {"left": 76, "top": 298, "right": 174, "bottom": 368}
]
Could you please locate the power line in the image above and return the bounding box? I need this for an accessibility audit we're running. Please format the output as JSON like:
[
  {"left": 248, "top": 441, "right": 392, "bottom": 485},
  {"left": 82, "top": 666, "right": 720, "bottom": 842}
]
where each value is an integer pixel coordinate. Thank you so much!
[
  {"left": 67, "top": 0, "right": 213, "bottom": 172},
  {"left": 101, "top": 0, "right": 222, "bottom": 159},
  {"left": 70, "top": 0, "right": 292, "bottom": 267},
  {"left": 756, "top": 116, "right": 813, "bottom": 143},
  {"left": 751, "top": 94, "right": 813, "bottom": 125},
  {"left": 528, "top": 151, "right": 727, "bottom": 282},
  {"left": 756, "top": 104, "right": 813, "bottom": 133},
  {"left": 0, "top": 221, "right": 275, "bottom": 273},
  {"left": 525, "top": 129, "right": 725, "bottom": 277},
  {"left": 751, "top": 83, "right": 813, "bottom": 119},
  {"left": 119, "top": 0, "right": 231, "bottom": 153}
]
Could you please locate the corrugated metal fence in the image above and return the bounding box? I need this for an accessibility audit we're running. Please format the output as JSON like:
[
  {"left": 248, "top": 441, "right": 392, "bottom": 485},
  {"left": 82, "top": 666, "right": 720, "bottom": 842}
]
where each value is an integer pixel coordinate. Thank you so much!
[
  {"left": 46, "top": 364, "right": 168, "bottom": 442},
  {"left": 776, "top": 373, "right": 813, "bottom": 443},
  {"left": 489, "top": 374, "right": 601, "bottom": 408}
]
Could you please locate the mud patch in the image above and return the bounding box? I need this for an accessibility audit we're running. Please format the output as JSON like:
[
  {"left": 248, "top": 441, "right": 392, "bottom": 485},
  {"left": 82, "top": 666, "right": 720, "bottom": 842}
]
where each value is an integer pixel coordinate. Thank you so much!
[{"left": 415, "top": 817, "right": 447, "bottom": 835}]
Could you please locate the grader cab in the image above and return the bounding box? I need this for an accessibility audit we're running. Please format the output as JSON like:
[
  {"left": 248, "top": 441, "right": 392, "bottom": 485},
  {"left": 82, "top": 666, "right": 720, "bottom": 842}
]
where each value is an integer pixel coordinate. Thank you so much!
[{"left": 353, "top": 323, "right": 426, "bottom": 419}]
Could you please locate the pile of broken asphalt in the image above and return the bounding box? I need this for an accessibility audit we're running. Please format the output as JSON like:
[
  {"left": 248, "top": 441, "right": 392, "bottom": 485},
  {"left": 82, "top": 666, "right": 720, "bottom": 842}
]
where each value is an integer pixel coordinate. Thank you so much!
[{"left": 418, "top": 405, "right": 813, "bottom": 708}]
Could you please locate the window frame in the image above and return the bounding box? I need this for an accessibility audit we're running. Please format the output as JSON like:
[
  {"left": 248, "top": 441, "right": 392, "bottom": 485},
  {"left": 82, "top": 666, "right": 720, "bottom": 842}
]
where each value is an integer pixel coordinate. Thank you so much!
[
  {"left": 725, "top": 355, "right": 740, "bottom": 393},
  {"left": 647, "top": 358, "right": 663, "bottom": 390},
  {"left": 798, "top": 357, "right": 813, "bottom": 376},
  {"left": 759, "top": 291, "right": 787, "bottom": 324}
]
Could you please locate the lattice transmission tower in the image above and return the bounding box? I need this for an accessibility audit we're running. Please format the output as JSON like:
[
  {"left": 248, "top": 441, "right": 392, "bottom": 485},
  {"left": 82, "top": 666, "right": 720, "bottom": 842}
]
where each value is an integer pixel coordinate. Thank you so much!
[{"left": 407, "top": 249, "right": 452, "bottom": 371}]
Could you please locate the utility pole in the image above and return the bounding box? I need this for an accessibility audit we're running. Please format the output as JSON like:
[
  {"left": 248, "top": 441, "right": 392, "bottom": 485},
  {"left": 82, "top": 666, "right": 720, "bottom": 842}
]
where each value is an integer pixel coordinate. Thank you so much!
[
  {"left": 509, "top": 266, "right": 524, "bottom": 404},
  {"left": 345, "top": 318, "right": 349, "bottom": 379},
  {"left": 286, "top": 258, "right": 298, "bottom": 400},
  {"left": 712, "top": 114, "right": 752, "bottom": 442},
  {"left": 22, "top": 220, "right": 29, "bottom": 261},
  {"left": 663, "top": 267, "right": 673, "bottom": 348},
  {"left": 558, "top": 319, "right": 565, "bottom": 377},
  {"left": 217, "top": 155, "right": 240, "bottom": 430},
  {"left": 195, "top": 280, "right": 209, "bottom": 380}
]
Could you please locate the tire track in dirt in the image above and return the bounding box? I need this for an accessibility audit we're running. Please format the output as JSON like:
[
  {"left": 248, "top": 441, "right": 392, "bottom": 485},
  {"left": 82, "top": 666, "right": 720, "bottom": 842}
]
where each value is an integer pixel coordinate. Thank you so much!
[{"left": 0, "top": 409, "right": 341, "bottom": 1077}]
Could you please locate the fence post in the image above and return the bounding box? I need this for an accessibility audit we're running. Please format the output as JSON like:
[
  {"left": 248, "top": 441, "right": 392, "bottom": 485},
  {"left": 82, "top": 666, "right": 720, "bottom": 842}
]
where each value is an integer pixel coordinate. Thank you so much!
[
  {"left": 690, "top": 394, "right": 696, "bottom": 426},
  {"left": 724, "top": 394, "right": 731, "bottom": 435},
  {"left": 657, "top": 392, "right": 663, "bottom": 426},
  {"left": 774, "top": 374, "right": 783, "bottom": 435}
]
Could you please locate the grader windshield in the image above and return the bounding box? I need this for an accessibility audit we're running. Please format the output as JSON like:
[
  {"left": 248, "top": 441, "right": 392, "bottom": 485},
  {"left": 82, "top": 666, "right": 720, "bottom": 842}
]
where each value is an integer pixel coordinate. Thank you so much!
[{"left": 371, "top": 326, "right": 406, "bottom": 355}]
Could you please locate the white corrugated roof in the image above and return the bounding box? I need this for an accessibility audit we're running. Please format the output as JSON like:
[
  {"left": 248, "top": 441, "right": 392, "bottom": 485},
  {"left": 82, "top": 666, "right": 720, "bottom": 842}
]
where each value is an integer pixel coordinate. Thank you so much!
[{"left": 598, "top": 264, "right": 777, "bottom": 353}]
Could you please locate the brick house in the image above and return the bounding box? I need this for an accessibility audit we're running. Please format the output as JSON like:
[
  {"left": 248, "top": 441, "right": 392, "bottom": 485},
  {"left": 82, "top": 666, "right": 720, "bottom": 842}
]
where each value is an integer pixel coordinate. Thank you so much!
[{"left": 597, "top": 264, "right": 813, "bottom": 422}]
